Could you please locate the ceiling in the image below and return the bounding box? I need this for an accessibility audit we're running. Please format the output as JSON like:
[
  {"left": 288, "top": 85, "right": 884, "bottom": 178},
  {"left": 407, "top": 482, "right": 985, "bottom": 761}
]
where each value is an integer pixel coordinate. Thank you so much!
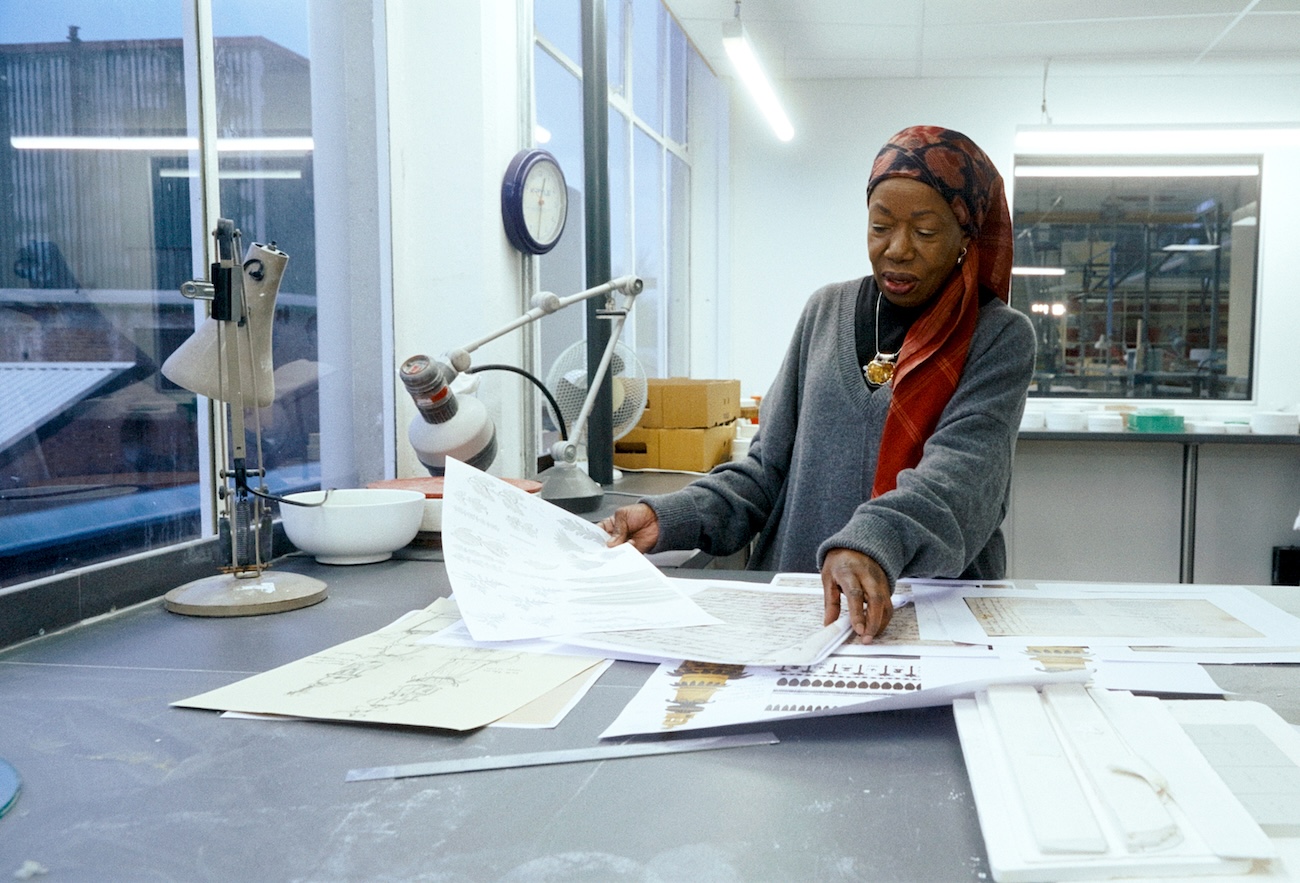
[{"left": 661, "top": 0, "right": 1300, "bottom": 80}]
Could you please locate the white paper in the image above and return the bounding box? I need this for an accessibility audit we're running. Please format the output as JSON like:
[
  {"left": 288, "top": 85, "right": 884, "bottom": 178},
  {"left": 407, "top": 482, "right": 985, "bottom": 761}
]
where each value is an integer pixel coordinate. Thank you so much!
[
  {"left": 916, "top": 584, "right": 1300, "bottom": 649},
  {"left": 954, "top": 687, "right": 1276, "bottom": 882},
  {"left": 600, "top": 652, "right": 1087, "bottom": 738},
  {"left": 563, "top": 578, "right": 851, "bottom": 666},
  {"left": 1085, "top": 659, "right": 1223, "bottom": 695},
  {"left": 440, "top": 458, "right": 717, "bottom": 641}
]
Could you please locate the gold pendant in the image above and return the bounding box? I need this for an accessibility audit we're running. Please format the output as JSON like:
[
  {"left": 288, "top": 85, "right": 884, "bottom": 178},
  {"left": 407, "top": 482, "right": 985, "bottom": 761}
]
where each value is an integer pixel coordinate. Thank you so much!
[{"left": 865, "top": 354, "right": 895, "bottom": 386}]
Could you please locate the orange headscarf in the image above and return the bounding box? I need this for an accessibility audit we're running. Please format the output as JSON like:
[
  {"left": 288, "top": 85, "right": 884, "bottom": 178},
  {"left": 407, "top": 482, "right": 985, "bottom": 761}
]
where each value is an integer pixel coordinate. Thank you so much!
[{"left": 867, "top": 126, "right": 1014, "bottom": 497}]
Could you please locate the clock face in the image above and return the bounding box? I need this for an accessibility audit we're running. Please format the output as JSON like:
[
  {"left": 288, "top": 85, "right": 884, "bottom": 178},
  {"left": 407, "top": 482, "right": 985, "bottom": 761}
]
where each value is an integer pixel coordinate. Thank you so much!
[
  {"left": 502, "top": 149, "right": 568, "bottom": 255},
  {"left": 522, "top": 159, "right": 567, "bottom": 247}
]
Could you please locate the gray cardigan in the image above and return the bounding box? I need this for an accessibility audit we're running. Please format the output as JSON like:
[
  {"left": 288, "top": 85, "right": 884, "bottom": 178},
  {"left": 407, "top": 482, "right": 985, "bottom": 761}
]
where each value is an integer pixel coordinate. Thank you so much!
[{"left": 644, "top": 276, "right": 1036, "bottom": 584}]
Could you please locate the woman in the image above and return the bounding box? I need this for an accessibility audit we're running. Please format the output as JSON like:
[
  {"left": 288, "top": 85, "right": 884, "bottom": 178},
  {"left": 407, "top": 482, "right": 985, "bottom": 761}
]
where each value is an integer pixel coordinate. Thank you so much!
[{"left": 601, "top": 126, "right": 1035, "bottom": 639}]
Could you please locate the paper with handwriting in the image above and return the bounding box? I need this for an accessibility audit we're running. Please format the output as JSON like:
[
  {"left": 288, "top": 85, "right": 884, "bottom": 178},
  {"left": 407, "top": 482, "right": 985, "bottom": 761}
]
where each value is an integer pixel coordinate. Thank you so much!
[
  {"left": 441, "top": 458, "right": 717, "bottom": 642},
  {"left": 172, "top": 599, "right": 603, "bottom": 731}
]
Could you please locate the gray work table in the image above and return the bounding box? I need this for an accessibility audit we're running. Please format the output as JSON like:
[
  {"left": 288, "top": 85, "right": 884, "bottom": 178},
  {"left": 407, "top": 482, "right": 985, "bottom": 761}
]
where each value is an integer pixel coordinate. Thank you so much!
[
  {"left": 3, "top": 555, "right": 1300, "bottom": 882},
  {"left": 0, "top": 555, "right": 983, "bottom": 882}
]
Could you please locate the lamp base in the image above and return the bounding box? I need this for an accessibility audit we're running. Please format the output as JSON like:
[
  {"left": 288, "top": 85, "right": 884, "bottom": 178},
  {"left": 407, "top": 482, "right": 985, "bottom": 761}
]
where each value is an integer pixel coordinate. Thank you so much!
[
  {"left": 163, "top": 570, "right": 327, "bottom": 617},
  {"left": 538, "top": 461, "right": 604, "bottom": 513}
]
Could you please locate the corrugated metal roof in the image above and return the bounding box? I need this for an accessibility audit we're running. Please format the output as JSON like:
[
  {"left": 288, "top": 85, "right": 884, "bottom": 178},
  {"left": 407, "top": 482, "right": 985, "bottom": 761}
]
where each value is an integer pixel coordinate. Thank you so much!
[{"left": 1, "top": 361, "right": 135, "bottom": 452}]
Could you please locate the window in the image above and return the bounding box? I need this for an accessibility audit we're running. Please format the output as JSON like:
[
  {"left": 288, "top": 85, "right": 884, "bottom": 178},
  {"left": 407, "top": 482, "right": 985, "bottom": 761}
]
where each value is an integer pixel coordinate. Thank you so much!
[
  {"left": 1012, "top": 153, "right": 1261, "bottom": 401},
  {"left": 0, "top": 1, "right": 319, "bottom": 586},
  {"left": 533, "top": 0, "right": 699, "bottom": 384}
]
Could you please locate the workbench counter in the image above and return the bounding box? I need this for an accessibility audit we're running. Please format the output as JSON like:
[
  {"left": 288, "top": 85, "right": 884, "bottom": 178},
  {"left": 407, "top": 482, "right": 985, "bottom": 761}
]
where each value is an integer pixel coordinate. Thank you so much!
[{"left": 3, "top": 556, "right": 1299, "bottom": 881}]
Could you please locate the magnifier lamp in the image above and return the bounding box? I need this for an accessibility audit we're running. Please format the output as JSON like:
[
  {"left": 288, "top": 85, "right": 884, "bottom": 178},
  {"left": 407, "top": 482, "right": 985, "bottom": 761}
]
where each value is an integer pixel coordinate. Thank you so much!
[
  {"left": 399, "top": 274, "right": 643, "bottom": 512},
  {"left": 159, "top": 219, "right": 327, "bottom": 616}
]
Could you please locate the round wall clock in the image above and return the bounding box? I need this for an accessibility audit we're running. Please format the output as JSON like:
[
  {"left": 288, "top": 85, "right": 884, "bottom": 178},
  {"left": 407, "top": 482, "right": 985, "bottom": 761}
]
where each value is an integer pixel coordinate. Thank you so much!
[{"left": 500, "top": 148, "right": 568, "bottom": 255}]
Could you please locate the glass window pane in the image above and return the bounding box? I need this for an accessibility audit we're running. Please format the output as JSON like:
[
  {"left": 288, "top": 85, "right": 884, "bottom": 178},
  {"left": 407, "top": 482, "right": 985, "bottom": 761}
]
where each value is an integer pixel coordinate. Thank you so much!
[
  {"left": 667, "top": 150, "right": 689, "bottom": 375},
  {"left": 606, "top": 0, "right": 626, "bottom": 98},
  {"left": 212, "top": 0, "right": 318, "bottom": 497},
  {"left": 535, "top": 0, "right": 581, "bottom": 65},
  {"left": 536, "top": 45, "right": 588, "bottom": 418},
  {"left": 608, "top": 108, "right": 632, "bottom": 282},
  {"left": 632, "top": 126, "right": 663, "bottom": 374},
  {"left": 1012, "top": 156, "right": 1260, "bottom": 400},
  {"left": 630, "top": 0, "right": 663, "bottom": 130},
  {"left": 0, "top": 2, "right": 200, "bottom": 586},
  {"left": 665, "top": 16, "right": 688, "bottom": 144}
]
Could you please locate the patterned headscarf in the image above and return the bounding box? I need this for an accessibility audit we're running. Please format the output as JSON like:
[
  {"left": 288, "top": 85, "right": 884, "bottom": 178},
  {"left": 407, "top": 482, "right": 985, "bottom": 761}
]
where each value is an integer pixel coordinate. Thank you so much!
[{"left": 866, "top": 126, "right": 1014, "bottom": 497}]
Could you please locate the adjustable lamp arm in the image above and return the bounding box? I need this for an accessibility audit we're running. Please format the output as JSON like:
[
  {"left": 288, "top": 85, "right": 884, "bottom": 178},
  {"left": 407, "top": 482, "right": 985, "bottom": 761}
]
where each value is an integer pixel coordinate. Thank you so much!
[
  {"left": 398, "top": 275, "right": 642, "bottom": 479},
  {"left": 444, "top": 275, "right": 643, "bottom": 374}
]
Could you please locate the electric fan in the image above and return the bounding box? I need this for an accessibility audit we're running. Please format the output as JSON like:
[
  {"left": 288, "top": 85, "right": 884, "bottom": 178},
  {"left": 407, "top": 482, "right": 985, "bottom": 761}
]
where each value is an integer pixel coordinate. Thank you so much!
[{"left": 544, "top": 340, "right": 648, "bottom": 454}]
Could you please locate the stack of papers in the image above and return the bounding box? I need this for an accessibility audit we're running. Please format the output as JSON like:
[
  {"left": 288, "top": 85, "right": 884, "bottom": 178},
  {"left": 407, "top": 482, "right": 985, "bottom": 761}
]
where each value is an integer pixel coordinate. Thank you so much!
[
  {"left": 178, "top": 459, "right": 1300, "bottom": 745},
  {"left": 954, "top": 684, "right": 1300, "bottom": 880}
]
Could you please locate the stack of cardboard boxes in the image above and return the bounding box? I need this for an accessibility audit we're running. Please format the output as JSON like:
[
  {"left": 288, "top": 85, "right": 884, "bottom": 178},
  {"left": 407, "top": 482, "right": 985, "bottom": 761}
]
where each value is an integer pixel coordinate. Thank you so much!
[{"left": 614, "top": 378, "right": 741, "bottom": 472}]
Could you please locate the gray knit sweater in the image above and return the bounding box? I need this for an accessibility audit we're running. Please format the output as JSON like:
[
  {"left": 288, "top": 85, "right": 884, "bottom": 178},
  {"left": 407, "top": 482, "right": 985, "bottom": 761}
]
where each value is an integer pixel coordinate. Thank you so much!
[{"left": 644, "top": 276, "right": 1036, "bottom": 584}]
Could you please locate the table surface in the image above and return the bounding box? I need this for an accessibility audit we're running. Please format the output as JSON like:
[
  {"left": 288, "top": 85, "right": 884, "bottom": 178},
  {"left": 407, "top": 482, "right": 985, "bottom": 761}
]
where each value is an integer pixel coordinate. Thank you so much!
[{"left": 4, "top": 485, "right": 1300, "bottom": 880}]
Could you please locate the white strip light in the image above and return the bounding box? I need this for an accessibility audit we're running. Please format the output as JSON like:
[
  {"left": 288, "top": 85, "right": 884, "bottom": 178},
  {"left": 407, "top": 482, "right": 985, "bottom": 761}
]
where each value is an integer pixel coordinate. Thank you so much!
[
  {"left": 11, "top": 135, "right": 314, "bottom": 152},
  {"left": 1015, "top": 126, "right": 1300, "bottom": 155},
  {"left": 722, "top": 17, "right": 793, "bottom": 142},
  {"left": 158, "top": 168, "right": 303, "bottom": 180},
  {"left": 1161, "top": 243, "right": 1220, "bottom": 252},
  {"left": 1015, "top": 164, "right": 1258, "bottom": 178},
  {"left": 1012, "top": 266, "right": 1067, "bottom": 276}
]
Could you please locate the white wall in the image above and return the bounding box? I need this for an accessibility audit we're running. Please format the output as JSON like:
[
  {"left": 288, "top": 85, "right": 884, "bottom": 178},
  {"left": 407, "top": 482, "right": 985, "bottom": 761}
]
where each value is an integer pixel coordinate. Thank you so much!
[
  {"left": 384, "top": 0, "right": 531, "bottom": 479},
  {"left": 725, "top": 63, "right": 1300, "bottom": 410}
]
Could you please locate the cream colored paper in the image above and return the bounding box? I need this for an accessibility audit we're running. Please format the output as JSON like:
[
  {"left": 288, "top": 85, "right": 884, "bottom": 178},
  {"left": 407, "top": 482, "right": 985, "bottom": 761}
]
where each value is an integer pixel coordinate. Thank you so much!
[{"left": 173, "top": 598, "right": 602, "bottom": 731}]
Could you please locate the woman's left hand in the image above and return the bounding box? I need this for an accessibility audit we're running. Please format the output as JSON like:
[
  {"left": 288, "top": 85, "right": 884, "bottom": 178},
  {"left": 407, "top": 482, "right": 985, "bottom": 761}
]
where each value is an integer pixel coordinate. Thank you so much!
[{"left": 821, "top": 548, "right": 893, "bottom": 639}]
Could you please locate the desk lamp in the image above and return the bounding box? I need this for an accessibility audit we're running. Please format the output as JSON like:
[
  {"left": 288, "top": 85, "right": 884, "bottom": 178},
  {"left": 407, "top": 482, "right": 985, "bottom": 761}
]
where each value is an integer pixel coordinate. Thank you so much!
[
  {"left": 160, "top": 219, "right": 327, "bottom": 616},
  {"left": 399, "top": 274, "right": 643, "bottom": 512}
]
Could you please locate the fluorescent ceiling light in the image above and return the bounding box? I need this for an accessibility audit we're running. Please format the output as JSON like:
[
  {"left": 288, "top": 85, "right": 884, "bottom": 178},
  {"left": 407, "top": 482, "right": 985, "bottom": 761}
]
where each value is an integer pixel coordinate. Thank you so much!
[
  {"left": 158, "top": 168, "right": 303, "bottom": 180},
  {"left": 11, "top": 135, "right": 313, "bottom": 152},
  {"left": 722, "top": 18, "right": 793, "bottom": 142},
  {"left": 533, "top": 125, "right": 552, "bottom": 144},
  {"left": 1161, "top": 243, "right": 1220, "bottom": 252},
  {"left": 1015, "top": 164, "right": 1258, "bottom": 178},
  {"left": 1015, "top": 126, "right": 1300, "bottom": 155},
  {"left": 1012, "top": 266, "right": 1067, "bottom": 276}
]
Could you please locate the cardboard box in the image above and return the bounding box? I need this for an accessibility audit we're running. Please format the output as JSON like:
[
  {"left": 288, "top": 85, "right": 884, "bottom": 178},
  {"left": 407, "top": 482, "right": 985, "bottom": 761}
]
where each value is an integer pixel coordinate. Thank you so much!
[
  {"left": 641, "top": 378, "right": 741, "bottom": 429},
  {"left": 614, "top": 425, "right": 733, "bottom": 473},
  {"left": 612, "top": 427, "right": 660, "bottom": 471}
]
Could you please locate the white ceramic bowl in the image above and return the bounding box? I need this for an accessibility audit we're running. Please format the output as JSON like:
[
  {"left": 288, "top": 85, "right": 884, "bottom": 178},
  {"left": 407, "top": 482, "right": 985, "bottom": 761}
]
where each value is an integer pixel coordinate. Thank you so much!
[{"left": 280, "top": 488, "right": 425, "bottom": 565}]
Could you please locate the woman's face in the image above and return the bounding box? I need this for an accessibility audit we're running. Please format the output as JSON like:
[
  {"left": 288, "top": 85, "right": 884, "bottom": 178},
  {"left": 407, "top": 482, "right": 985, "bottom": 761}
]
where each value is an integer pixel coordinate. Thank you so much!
[{"left": 867, "top": 177, "right": 971, "bottom": 308}]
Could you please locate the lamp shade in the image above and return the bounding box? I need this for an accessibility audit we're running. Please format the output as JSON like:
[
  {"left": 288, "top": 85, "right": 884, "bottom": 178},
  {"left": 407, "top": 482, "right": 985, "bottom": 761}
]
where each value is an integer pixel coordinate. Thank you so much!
[
  {"left": 399, "top": 355, "right": 497, "bottom": 475},
  {"left": 161, "top": 241, "right": 287, "bottom": 407}
]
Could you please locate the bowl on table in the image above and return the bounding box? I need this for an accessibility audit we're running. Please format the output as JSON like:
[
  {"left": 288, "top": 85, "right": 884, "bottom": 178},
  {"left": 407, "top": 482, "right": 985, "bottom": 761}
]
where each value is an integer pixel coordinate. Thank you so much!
[{"left": 279, "top": 487, "right": 425, "bottom": 565}]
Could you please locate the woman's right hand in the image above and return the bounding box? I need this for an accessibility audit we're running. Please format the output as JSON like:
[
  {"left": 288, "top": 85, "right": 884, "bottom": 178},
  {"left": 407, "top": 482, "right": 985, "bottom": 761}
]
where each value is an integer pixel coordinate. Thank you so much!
[{"left": 600, "top": 503, "right": 660, "bottom": 553}]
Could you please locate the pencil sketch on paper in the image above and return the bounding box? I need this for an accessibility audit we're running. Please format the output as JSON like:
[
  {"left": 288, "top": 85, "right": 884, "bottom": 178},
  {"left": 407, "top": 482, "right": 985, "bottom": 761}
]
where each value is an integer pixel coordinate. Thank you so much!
[
  {"left": 966, "top": 597, "right": 1264, "bottom": 640},
  {"left": 173, "top": 599, "right": 602, "bottom": 731}
]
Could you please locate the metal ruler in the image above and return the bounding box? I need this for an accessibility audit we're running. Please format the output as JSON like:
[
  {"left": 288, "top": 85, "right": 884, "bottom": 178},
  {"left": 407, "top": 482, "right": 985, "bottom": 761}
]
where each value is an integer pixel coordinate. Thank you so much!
[{"left": 346, "top": 731, "right": 778, "bottom": 782}]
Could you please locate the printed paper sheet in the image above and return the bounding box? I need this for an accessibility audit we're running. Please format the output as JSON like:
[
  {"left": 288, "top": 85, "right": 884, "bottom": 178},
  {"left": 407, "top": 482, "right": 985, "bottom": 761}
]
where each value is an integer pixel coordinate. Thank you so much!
[
  {"left": 916, "top": 583, "right": 1300, "bottom": 649},
  {"left": 600, "top": 652, "right": 1088, "bottom": 738},
  {"left": 563, "top": 579, "right": 851, "bottom": 666},
  {"left": 441, "top": 458, "right": 717, "bottom": 641}
]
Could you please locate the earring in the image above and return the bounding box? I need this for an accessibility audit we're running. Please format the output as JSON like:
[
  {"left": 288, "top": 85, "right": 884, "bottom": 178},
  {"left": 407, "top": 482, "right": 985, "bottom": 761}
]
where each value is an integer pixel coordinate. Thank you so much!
[{"left": 956, "top": 246, "right": 968, "bottom": 266}]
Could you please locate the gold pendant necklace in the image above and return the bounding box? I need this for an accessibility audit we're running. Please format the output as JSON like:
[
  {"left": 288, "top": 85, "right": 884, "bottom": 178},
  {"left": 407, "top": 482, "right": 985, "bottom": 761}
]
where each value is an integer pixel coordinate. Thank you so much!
[{"left": 864, "top": 289, "right": 896, "bottom": 386}]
